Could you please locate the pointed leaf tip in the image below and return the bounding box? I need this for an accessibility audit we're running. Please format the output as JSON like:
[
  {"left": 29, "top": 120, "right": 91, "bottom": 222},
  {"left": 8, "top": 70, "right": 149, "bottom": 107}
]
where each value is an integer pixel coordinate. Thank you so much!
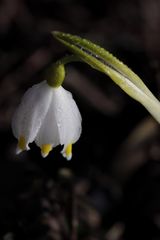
[
  {"left": 52, "top": 31, "right": 67, "bottom": 40},
  {"left": 52, "top": 30, "right": 60, "bottom": 37}
]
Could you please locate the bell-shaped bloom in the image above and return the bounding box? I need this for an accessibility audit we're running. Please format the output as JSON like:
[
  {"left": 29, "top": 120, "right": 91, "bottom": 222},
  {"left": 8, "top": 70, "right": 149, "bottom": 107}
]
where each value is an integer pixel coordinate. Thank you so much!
[{"left": 12, "top": 80, "right": 82, "bottom": 160}]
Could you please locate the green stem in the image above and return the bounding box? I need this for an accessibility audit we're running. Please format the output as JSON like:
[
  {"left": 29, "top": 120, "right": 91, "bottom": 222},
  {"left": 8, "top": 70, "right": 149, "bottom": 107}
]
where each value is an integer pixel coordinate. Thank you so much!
[
  {"left": 46, "top": 55, "right": 81, "bottom": 87},
  {"left": 55, "top": 54, "right": 81, "bottom": 65}
]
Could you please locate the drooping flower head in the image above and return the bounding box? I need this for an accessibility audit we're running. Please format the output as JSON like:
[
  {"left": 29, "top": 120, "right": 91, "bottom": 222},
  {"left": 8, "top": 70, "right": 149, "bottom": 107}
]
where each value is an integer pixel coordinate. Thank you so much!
[{"left": 12, "top": 63, "right": 82, "bottom": 160}]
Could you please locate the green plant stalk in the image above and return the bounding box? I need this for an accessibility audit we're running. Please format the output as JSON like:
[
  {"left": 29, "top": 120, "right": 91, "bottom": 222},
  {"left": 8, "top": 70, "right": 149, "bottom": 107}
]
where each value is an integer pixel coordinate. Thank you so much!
[
  {"left": 46, "top": 55, "right": 80, "bottom": 87},
  {"left": 52, "top": 31, "right": 160, "bottom": 123}
]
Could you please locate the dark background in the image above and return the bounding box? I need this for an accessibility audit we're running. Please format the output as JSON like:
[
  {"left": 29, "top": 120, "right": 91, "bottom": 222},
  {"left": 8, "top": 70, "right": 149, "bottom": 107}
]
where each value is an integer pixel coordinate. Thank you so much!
[{"left": 0, "top": 0, "right": 160, "bottom": 239}]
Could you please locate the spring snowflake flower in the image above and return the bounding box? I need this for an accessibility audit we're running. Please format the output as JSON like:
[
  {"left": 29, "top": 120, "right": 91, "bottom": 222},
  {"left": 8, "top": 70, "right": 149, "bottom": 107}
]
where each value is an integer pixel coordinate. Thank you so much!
[{"left": 12, "top": 80, "right": 82, "bottom": 160}]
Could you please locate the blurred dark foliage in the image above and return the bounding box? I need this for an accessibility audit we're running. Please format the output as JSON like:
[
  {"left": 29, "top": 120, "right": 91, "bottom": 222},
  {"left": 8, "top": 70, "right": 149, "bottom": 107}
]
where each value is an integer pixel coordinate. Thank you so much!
[{"left": 0, "top": 0, "right": 160, "bottom": 239}]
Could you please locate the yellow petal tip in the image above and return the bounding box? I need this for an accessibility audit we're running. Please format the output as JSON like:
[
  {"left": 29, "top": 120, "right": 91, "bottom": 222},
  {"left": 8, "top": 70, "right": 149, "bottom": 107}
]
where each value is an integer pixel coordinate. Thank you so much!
[
  {"left": 41, "top": 144, "right": 52, "bottom": 158},
  {"left": 62, "top": 144, "right": 72, "bottom": 161},
  {"left": 16, "top": 136, "right": 29, "bottom": 154}
]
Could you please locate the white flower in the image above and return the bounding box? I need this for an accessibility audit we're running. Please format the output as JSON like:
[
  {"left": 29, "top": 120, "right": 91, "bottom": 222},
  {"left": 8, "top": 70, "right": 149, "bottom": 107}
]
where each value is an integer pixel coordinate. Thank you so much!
[{"left": 12, "top": 80, "right": 82, "bottom": 160}]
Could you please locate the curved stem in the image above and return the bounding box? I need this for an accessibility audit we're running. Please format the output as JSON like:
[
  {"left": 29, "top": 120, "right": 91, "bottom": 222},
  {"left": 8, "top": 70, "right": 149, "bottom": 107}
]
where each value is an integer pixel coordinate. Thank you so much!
[
  {"left": 55, "top": 54, "right": 82, "bottom": 65},
  {"left": 46, "top": 54, "right": 81, "bottom": 87}
]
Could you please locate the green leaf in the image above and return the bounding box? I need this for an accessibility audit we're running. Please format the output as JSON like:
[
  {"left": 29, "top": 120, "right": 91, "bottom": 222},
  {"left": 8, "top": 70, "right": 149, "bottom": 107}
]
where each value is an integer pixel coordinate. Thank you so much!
[{"left": 52, "top": 31, "right": 160, "bottom": 123}]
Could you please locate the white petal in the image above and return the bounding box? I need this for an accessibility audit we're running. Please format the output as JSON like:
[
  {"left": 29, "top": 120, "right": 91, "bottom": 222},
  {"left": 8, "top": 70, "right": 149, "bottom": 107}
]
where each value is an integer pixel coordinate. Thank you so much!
[
  {"left": 53, "top": 86, "right": 82, "bottom": 146},
  {"left": 12, "top": 81, "right": 53, "bottom": 144},
  {"left": 35, "top": 96, "right": 60, "bottom": 147},
  {"left": 36, "top": 86, "right": 82, "bottom": 149}
]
